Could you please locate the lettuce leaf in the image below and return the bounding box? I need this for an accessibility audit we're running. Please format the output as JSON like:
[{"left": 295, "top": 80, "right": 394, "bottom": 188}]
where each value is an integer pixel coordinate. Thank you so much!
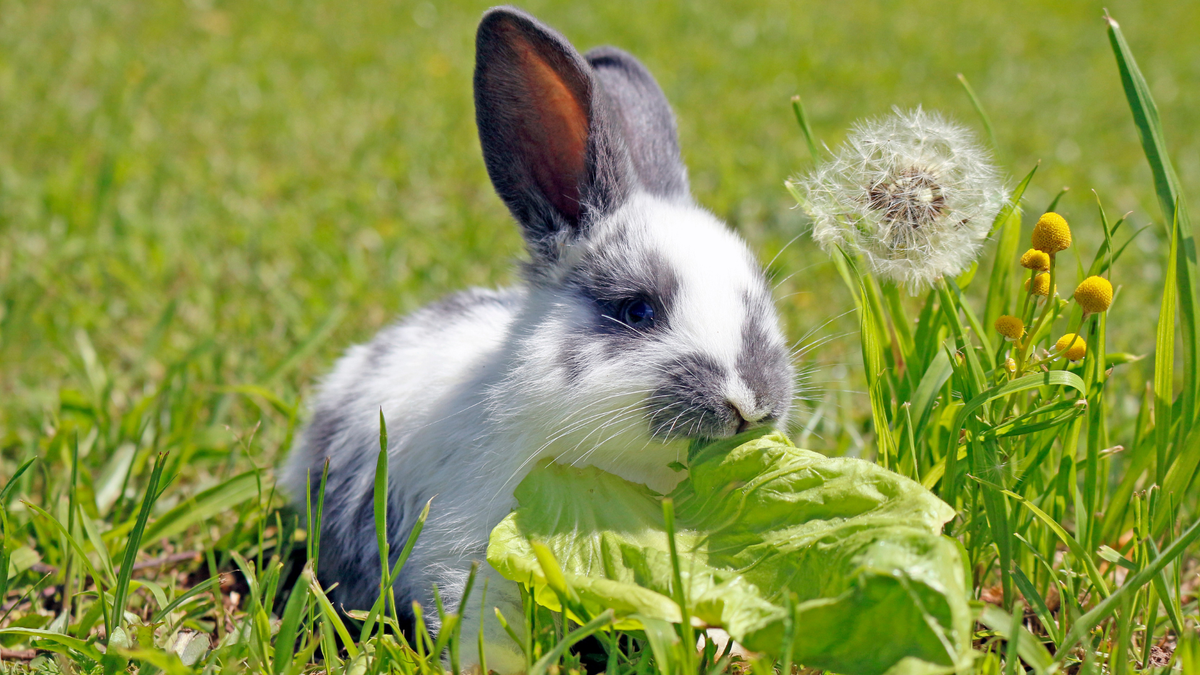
[{"left": 488, "top": 432, "right": 972, "bottom": 675}]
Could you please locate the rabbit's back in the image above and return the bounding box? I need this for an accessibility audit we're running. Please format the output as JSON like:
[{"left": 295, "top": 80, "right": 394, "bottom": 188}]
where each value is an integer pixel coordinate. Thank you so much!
[{"left": 281, "top": 286, "right": 524, "bottom": 605}]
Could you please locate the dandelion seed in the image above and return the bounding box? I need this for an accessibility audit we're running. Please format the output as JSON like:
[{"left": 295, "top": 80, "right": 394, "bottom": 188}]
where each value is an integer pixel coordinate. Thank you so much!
[
  {"left": 1074, "top": 276, "right": 1113, "bottom": 313},
  {"left": 1055, "top": 333, "right": 1087, "bottom": 361},
  {"left": 1031, "top": 212, "right": 1072, "bottom": 254},
  {"left": 994, "top": 315, "right": 1025, "bottom": 341},
  {"left": 795, "top": 107, "right": 1008, "bottom": 291},
  {"left": 1020, "top": 249, "right": 1050, "bottom": 272}
]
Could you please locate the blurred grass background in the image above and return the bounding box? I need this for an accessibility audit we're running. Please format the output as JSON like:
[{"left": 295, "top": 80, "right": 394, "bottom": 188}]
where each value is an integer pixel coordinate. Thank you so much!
[{"left": 2, "top": 0, "right": 1198, "bottom": 462}]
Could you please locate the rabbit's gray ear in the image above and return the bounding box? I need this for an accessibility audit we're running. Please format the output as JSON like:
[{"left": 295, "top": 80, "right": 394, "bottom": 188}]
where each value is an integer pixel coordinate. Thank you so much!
[
  {"left": 474, "top": 7, "right": 631, "bottom": 265},
  {"left": 585, "top": 46, "right": 689, "bottom": 202}
]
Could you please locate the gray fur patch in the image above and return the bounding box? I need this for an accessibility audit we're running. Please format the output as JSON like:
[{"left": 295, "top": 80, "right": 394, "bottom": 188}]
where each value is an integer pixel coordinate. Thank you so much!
[
  {"left": 736, "top": 308, "right": 793, "bottom": 421},
  {"left": 647, "top": 353, "right": 735, "bottom": 439},
  {"left": 558, "top": 232, "right": 680, "bottom": 384},
  {"left": 586, "top": 46, "right": 690, "bottom": 201}
]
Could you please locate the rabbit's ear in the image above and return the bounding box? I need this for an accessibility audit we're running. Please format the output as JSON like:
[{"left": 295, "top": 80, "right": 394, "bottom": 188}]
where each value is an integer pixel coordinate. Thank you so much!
[
  {"left": 475, "top": 7, "right": 631, "bottom": 264},
  {"left": 585, "top": 47, "right": 689, "bottom": 202}
]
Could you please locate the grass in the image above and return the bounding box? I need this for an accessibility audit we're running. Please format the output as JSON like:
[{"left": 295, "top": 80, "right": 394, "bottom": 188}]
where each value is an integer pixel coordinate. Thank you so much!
[{"left": 2, "top": 0, "right": 1200, "bottom": 673}]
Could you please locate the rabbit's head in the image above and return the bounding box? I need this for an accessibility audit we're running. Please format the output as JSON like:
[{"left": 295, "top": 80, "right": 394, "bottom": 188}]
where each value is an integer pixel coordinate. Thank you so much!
[{"left": 476, "top": 8, "right": 794, "bottom": 470}]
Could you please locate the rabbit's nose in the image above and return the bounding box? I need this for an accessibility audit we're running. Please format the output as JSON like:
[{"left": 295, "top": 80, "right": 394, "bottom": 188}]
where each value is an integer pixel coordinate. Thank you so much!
[{"left": 727, "top": 399, "right": 768, "bottom": 434}]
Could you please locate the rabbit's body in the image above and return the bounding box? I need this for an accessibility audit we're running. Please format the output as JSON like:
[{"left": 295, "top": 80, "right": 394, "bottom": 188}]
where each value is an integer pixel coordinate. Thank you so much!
[{"left": 282, "top": 7, "right": 794, "bottom": 671}]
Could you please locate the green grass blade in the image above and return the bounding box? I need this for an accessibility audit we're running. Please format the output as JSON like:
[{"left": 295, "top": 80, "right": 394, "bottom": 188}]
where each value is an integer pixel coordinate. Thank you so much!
[
  {"left": 110, "top": 452, "right": 168, "bottom": 639},
  {"left": 1058, "top": 512, "right": 1200, "bottom": 657},
  {"left": 0, "top": 457, "right": 35, "bottom": 505},
  {"left": 358, "top": 408, "right": 391, "bottom": 643},
  {"left": 375, "top": 408, "right": 390, "bottom": 585},
  {"left": 20, "top": 500, "right": 110, "bottom": 626},
  {"left": 528, "top": 610, "right": 615, "bottom": 675},
  {"left": 946, "top": 278, "right": 995, "bottom": 369},
  {"left": 0, "top": 627, "right": 106, "bottom": 662},
  {"left": 977, "top": 605, "right": 1054, "bottom": 675},
  {"left": 386, "top": 497, "right": 431, "bottom": 628},
  {"left": 957, "top": 73, "right": 998, "bottom": 150},
  {"left": 1004, "top": 490, "right": 1109, "bottom": 598},
  {"left": 984, "top": 165, "right": 1037, "bottom": 332},
  {"left": 942, "top": 370, "right": 1085, "bottom": 500},
  {"left": 1156, "top": 425, "right": 1200, "bottom": 534},
  {"left": 1154, "top": 205, "right": 1179, "bottom": 486},
  {"left": 141, "top": 470, "right": 258, "bottom": 542},
  {"left": 1012, "top": 565, "right": 1059, "bottom": 644},
  {"left": 662, "top": 498, "right": 695, "bottom": 674},
  {"left": 790, "top": 94, "right": 820, "bottom": 162},
  {"left": 274, "top": 570, "right": 311, "bottom": 675},
  {"left": 150, "top": 576, "right": 220, "bottom": 624},
  {"left": 305, "top": 567, "right": 360, "bottom": 659},
  {"left": 908, "top": 349, "right": 953, "bottom": 443},
  {"left": 972, "top": 434, "right": 1014, "bottom": 607},
  {"left": 1107, "top": 13, "right": 1199, "bottom": 429},
  {"left": 1145, "top": 538, "right": 1184, "bottom": 637}
]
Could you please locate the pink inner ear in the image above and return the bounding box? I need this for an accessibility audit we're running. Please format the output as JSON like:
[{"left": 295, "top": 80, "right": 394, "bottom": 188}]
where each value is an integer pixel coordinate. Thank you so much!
[{"left": 508, "top": 31, "right": 589, "bottom": 222}]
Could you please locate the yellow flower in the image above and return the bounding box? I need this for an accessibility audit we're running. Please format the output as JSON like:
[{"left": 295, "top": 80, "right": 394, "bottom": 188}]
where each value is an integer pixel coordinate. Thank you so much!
[
  {"left": 1031, "top": 212, "right": 1072, "bottom": 254},
  {"left": 1074, "top": 276, "right": 1113, "bottom": 313},
  {"left": 1004, "top": 357, "right": 1017, "bottom": 373},
  {"left": 994, "top": 315, "right": 1025, "bottom": 341},
  {"left": 1020, "top": 249, "right": 1050, "bottom": 271},
  {"left": 1024, "top": 272, "right": 1052, "bottom": 296},
  {"left": 1055, "top": 333, "right": 1087, "bottom": 361}
]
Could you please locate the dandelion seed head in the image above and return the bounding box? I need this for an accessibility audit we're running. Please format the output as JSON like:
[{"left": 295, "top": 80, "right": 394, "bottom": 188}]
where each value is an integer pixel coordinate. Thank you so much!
[
  {"left": 1032, "top": 212, "right": 1072, "bottom": 254},
  {"left": 1020, "top": 249, "right": 1050, "bottom": 272},
  {"left": 795, "top": 107, "right": 1008, "bottom": 292},
  {"left": 1074, "top": 276, "right": 1113, "bottom": 313},
  {"left": 1055, "top": 333, "right": 1087, "bottom": 361}
]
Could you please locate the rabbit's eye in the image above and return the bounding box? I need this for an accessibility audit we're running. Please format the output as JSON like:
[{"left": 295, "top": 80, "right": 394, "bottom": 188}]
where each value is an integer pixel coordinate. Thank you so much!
[{"left": 618, "top": 298, "right": 656, "bottom": 329}]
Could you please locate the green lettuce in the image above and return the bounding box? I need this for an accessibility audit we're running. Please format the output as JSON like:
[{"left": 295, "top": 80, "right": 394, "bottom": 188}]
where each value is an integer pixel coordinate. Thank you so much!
[{"left": 487, "top": 432, "right": 973, "bottom": 675}]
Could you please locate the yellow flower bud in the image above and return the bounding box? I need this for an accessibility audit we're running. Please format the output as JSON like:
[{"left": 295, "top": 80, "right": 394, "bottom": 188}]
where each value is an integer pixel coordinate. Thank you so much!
[
  {"left": 1074, "top": 276, "right": 1113, "bottom": 313},
  {"left": 1024, "top": 272, "right": 1052, "bottom": 297},
  {"left": 1020, "top": 249, "right": 1051, "bottom": 272},
  {"left": 994, "top": 315, "right": 1025, "bottom": 341},
  {"left": 1032, "top": 212, "right": 1072, "bottom": 254},
  {"left": 1004, "top": 357, "right": 1017, "bottom": 373},
  {"left": 1055, "top": 333, "right": 1087, "bottom": 361}
]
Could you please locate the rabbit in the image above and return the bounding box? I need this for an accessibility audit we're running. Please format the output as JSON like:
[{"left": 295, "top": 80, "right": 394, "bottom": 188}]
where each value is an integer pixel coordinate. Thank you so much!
[{"left": 280, "top": 6, "right": 795, "bottom": 672}]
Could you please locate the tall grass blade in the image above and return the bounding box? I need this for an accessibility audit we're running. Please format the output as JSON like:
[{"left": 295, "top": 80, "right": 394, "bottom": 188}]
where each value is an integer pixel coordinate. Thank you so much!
[
  {"left": 110, "top": 452, "right": 168, "bottom": 639},
  {"left": 977, "top": 605, "right": 1054, "bottom": 675},
  {"left": 1058, "top": 512, "right": 1200, "bottom": 657},
  {"left": 150, "top": 576, "right": 221, "bottom": 624},
  {"left": 528, "top": 610, "right": 615, "bottom": 675},
  {"left": 790, "top": 94, "right": 820, "bottom": 162},
  {"left": 141, "top": 471, "right": 258, "bottom": 542},
  {"left": 984, "top": 165, "right": 1037, "bottom": 332},
  {"left": 663, "top": 498, "right": 696, "bottom": 675},
  {"left": 957, "top": 73, "right": 998, "bottom": 150},
  {"left": 306, "top": 568, "right": 360, "bottom": 659},
  {"left": 1153, "top": 205, "right": 1179, "bottom": 486},
  {"left": 1004, "top": 490, "right": 1109, "bottom": 598},
  {"left": 1107, "top": 13, "right": 1199, "bottom": 429},
  {"left": 0, "top": 457, "right": 35, "bottom": 505}
]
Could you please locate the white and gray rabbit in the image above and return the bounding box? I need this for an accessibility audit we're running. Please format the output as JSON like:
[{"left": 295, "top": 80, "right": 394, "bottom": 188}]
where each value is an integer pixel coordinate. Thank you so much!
[{"left": 281, "top": 6, "right": 794, "bottom": 671}]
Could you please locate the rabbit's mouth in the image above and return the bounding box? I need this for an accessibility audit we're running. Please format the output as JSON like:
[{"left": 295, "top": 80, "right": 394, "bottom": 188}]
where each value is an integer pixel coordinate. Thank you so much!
[{"left": 645, "top": 352, "right": 786, "bottom": 441}]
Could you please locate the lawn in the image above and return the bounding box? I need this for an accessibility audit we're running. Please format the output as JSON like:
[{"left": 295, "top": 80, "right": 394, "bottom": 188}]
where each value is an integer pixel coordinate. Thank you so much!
[{"left": 2, "top": 0, "right": 1199, "bottom": 672}]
